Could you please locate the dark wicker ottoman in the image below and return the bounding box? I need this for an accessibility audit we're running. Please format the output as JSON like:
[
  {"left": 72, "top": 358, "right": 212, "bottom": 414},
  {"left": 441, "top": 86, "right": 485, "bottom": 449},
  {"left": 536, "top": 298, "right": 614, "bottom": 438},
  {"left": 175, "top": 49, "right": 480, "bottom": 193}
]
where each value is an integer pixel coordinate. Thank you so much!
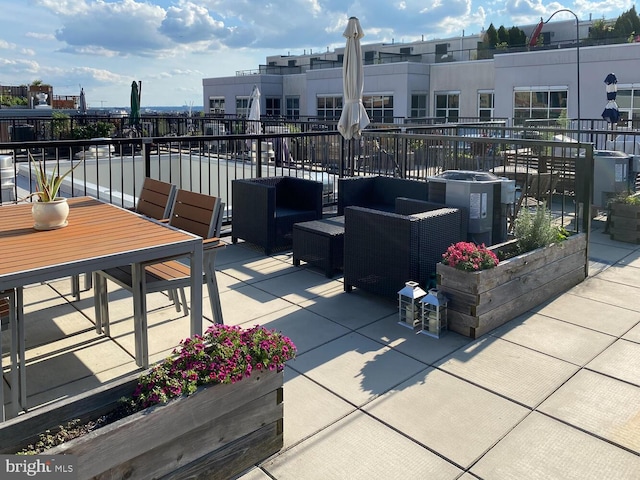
[{"left": 293, "top": 216, "right": 345, "bottom": 278}]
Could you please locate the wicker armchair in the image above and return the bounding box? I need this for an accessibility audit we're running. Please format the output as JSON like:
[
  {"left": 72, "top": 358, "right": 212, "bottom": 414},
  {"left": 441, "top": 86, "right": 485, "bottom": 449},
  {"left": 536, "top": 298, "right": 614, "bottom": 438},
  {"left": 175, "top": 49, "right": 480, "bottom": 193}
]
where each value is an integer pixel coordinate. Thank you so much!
[
  {"left": 343, "top": 205, "right": 463, "bottom": 297},
  {"left": 232, "top": 176, "right": 323, "bottom": 255},
  {"left": 337, "top": 176, "right": 429, "bottom": 215}
]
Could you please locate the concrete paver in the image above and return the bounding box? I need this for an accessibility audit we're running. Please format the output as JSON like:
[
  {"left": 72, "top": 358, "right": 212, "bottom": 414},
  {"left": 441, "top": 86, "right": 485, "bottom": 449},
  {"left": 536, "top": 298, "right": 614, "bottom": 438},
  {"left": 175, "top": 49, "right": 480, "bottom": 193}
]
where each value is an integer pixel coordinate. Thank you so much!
[
  {"left": 534, "top": 292, "right": 640, "bottom": 336},
  {"left": 488, "top": 313, "right": 615, "bottom": 365},
  {"left": 471, "top": 412, "right": 640, "bottom": 480},
  {"left": 539, "top": 369, "right": 640, "bottom": 454},
  {"left": 3, "top": 231, "right": 640, "bottom": 478},
  {"left": 435, "top": 336, "right": 580, "bottom": 407},
  {"left": 586, "top": 338, "right": 640, "bottom": 387},
  {"left": 365, "top": 367, "right": 529, "bottom": 468},
  {"left": 263, "top": 411, "right": 463, "bottom": 480}
]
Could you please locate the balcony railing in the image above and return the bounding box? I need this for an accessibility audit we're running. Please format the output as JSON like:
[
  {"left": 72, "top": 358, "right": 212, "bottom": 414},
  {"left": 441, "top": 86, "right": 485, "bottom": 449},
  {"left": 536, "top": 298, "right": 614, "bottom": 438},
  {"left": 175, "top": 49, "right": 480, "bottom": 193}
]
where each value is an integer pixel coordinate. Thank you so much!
[{"left": 1, "top": 122, "right": 609, "bottom": 239}]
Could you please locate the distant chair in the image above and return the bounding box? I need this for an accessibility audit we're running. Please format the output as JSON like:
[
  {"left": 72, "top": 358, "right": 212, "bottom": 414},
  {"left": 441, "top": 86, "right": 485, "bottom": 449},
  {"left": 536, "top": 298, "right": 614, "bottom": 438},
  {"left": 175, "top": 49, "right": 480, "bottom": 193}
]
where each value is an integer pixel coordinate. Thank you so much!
[
  {"left": 93, "top": 189, "right": 225, "bottom": 368},
  {"left": 71, "top": 178, "right": 177, "bottom": 300},
  {"left": 231, "top": 177, "right": 323, "bottom": 255},
  {"left": 0, "top": 155, "right": 16, "bottom": 203}
]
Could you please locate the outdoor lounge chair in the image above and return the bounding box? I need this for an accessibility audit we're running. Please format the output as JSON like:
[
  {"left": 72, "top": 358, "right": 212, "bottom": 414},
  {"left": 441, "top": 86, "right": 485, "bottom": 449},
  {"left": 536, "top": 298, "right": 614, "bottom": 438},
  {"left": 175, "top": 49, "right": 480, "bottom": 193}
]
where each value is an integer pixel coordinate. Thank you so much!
[
  {"left": 93, "top": 189, "right": 225, "bottom": 368},
  {"left": 231, "top": 176, "right": 323, "bottom": 255},
  {"left": 71, "top": 177, "right": 178, "bottom": 301},
  {"left": 343, "top": 205, "right": 463, "bottom": 298},
  {"left": 337, "top": 176, "right": 429, "bottom": 215}
]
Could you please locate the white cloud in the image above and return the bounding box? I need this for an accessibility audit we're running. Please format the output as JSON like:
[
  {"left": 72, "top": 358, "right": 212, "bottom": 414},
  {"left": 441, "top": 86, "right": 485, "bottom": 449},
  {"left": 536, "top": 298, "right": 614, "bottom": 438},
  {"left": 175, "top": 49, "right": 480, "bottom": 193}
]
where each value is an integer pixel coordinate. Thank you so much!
[
  {"left": 0, "top": 40, "right": 17, "bottom": 50},
  {"left": 0, "top": 0, "right": 634, "bottom": 105}
]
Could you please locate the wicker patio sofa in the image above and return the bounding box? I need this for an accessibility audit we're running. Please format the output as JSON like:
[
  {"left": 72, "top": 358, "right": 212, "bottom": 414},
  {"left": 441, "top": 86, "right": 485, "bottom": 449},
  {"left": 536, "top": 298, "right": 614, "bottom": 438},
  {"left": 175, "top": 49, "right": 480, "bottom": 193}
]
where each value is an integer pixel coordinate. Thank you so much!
[
  {"left": 337, "top": 176, "right": 429, "bottom": 215},
  {"left": 232, "top": 176, "right": 323, "bottom": 255},
  {"left": 343, "top": 204, "right": 464, "bottom": 298}
]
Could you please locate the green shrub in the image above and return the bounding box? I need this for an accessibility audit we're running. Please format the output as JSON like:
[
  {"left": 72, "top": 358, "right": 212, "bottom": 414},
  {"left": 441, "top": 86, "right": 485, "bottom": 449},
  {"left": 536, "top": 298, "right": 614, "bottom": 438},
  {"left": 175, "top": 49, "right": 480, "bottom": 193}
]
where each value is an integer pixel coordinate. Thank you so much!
[
  {"left": 514, "top": 205, "right": 567, "bottom": 254},
  {"left": 609, "top": 190, "right": 640, "bottom": 206}
]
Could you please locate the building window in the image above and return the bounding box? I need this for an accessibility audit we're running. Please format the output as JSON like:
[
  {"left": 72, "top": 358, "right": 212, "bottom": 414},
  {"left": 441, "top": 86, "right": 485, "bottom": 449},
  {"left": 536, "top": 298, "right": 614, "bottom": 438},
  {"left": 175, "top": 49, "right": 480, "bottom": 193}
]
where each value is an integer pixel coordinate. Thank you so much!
[
  {"left": 410, "top": 95, "right": 427, "bottom": 118},
  {"left": 513, "top": 88, "right": 567, "bottom": 125},
  {"left": 478, "top": 91, "right": 494, "bottom": 119},
  {"left": 208, "top": 97, "right": 225, "bottom": 115},
  {"left": 615, "top": 87, "right": 640, "bottom": 125},
  {"left": 435, "top": 92, "right": 459, "bottom": 122},
  {"left": 364, "top": 50, "right": 375, "bottom": 65},
  {"left": 236, "top": 97, "right": 250, "bottom": 117},
  {"left": 286, "top": 96, "right": 300, "bottom": 119},
  {"left": 266, "top": 97, "right": 281, "bottom": 117},
  {"left": 317, "top": 96, "right": 342, "bottom": 120},
  {"left": 363, "top": 95, "right": 394, "bottom": 123}
]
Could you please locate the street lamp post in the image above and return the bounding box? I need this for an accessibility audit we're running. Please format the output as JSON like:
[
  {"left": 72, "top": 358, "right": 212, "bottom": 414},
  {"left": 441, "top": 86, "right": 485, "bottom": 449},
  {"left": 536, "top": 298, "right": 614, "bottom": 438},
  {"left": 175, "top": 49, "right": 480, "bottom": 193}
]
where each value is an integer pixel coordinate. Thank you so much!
[
  {"left": 542, "top": 9, "right": 591, "bottom": 239},
  {"left": 542, "top": 9, "right": 580, "bottom": 139}
]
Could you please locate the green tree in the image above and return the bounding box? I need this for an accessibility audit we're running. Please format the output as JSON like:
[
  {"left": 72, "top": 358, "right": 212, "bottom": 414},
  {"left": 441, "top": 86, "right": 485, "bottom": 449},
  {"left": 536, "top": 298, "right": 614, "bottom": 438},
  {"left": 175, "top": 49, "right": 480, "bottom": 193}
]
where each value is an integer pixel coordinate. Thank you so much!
[
  {"left": 52, "top": 111, "right": 71, "bottom": 139},
  {"left": 497, "top": 25, "right": 509, "bottom": 44},
  {"left": 485, "top": 24, "right": 499, "bottom": 48},
  {"left": 614, "top": 6, "right": 640, "bottom": 38},
  {"left": 508, "top": 26, "right": 527, "bottom": 47}
]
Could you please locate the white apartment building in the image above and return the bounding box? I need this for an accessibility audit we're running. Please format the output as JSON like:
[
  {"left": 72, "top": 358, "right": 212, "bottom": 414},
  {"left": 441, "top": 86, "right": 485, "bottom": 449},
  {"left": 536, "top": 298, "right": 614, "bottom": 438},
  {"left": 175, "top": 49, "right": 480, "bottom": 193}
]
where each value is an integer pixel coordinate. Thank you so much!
[{"left": 202, "top": 19, "right": 640, "bottom": 125}]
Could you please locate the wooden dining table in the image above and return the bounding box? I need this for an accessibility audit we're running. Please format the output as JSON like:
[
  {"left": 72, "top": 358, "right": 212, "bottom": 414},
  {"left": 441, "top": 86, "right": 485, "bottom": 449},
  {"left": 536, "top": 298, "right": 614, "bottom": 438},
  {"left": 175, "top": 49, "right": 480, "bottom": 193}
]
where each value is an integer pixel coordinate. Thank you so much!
[{"left": 0, "top": 197, "right": 203, "bottom": 413}]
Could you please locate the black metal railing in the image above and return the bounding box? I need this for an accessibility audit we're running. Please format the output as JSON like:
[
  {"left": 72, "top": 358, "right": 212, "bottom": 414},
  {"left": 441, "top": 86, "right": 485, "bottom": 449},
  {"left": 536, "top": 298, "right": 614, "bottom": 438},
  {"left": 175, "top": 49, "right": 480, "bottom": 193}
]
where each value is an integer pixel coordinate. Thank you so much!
[{"left": 1, "top": 122, "right": 619, "bottom": 242}]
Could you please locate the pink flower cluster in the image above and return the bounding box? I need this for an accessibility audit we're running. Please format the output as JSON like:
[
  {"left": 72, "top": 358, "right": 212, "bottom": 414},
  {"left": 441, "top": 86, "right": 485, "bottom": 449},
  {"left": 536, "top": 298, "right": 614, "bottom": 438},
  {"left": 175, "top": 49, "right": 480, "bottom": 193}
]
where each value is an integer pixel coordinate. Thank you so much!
[
  {"left": 132, "top": 324, "right": 297, "bottom": 409},
  {"left": 441, "top": 241, "right": 499, "bottom": 272}
]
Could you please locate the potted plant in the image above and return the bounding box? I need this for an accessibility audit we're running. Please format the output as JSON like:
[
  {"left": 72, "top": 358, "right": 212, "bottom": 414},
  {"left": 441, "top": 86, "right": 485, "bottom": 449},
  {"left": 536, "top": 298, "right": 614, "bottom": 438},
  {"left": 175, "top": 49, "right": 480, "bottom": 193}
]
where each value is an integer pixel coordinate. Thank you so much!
[
  {"left": 2, "top": 324, "right": 296, "bottom": 480},
  {"left": 23, "top": 152, "right": 82, "bottom": 230},
  {"left": 606, "top": 190, "right": 640, "bottom": 243},
  {"left": 441, "top": 242, "right": 500, "bottom": 272},
  {"left": 437, "top": 206, "right": 587, "bottom": 338}
]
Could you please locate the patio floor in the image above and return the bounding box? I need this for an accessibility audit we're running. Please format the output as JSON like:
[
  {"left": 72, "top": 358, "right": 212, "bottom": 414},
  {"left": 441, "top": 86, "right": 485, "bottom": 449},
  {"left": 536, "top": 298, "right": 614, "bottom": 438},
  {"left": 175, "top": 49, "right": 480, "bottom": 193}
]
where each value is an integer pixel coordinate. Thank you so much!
[{"left": 3, "top": 218, "right": 640, "bottom": 479}]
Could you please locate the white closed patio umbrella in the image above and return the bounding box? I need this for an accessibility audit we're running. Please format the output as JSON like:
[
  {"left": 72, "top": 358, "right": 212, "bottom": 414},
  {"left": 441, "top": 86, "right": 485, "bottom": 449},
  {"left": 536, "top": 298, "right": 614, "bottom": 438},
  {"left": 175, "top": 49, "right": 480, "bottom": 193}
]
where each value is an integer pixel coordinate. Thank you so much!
[
  {"left": 337, "top": 17, "right": 370, "bottom": 140},
  {"left": 247, "top": 85, "right": 261, "bottom": 135}
]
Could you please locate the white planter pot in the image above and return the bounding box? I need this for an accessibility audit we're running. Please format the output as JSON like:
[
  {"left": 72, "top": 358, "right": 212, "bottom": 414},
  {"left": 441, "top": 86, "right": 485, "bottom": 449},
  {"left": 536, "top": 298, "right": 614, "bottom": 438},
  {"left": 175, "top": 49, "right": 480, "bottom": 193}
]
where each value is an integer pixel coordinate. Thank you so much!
[{"left": 32, "top": 198, "right": 70, "bottom": 230}]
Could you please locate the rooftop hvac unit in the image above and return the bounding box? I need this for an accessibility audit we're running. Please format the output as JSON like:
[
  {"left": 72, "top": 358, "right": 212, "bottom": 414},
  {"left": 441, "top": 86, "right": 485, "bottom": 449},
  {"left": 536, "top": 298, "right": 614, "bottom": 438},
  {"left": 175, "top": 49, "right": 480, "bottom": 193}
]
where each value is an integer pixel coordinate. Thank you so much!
[
  {"left": 427, "top": 170, "right": 515, "bottom": 245},
  {"left": 592, "top": 150, "right": 632, "bottom": 208}
]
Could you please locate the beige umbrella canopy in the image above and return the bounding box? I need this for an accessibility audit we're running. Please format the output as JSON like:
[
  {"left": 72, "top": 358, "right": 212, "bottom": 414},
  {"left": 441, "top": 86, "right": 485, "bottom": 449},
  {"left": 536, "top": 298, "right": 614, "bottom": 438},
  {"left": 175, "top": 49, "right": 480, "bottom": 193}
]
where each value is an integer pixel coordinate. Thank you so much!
[{"left": 337, "top": 17, "right": 370, "bottom": 140}]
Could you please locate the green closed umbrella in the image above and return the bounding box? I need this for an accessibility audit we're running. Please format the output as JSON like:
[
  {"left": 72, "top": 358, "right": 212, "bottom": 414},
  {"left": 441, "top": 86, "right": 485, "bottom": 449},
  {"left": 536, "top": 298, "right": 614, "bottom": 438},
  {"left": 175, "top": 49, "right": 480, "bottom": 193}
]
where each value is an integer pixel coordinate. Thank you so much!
[{"left": 129, "top": 81, "right": 141, "bottom": 132}]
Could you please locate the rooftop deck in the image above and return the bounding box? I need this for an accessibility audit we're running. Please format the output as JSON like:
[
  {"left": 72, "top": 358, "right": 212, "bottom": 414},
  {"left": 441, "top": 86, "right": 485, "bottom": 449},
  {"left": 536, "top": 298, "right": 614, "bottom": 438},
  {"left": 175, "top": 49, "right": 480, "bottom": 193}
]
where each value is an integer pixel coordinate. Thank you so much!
[{"left": 3, "top": 217, "right": 640, "bottom": 479}]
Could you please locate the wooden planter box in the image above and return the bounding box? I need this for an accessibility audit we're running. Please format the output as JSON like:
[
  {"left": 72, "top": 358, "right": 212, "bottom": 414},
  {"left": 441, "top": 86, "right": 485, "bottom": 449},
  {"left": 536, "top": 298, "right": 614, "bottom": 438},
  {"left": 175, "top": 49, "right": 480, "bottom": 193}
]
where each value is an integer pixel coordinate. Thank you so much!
[
  {"left": 609, "top": 203, "right": 640, "bottom": 244},
  {"left": 436, "top": 233, "right": 588, "bottom": 338},
  {"left": 0, "top": 369, "right": 284, "bottom": 480}
]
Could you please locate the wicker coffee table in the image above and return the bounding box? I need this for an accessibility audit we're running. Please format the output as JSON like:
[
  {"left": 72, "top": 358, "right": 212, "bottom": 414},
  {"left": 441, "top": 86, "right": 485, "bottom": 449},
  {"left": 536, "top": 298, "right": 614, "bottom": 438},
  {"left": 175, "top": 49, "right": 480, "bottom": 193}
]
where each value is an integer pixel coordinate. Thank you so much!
[{"left": 293, "top": 216, "right": 345, "bottom": 277}]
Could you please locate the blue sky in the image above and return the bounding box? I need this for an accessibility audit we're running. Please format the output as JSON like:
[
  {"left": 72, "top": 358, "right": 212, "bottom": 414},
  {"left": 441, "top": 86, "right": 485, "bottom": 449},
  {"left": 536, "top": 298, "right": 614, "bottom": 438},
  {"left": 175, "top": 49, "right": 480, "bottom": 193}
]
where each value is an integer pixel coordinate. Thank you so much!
[{"left": 0, "top": 0, "right": 634, "bottom": 107}]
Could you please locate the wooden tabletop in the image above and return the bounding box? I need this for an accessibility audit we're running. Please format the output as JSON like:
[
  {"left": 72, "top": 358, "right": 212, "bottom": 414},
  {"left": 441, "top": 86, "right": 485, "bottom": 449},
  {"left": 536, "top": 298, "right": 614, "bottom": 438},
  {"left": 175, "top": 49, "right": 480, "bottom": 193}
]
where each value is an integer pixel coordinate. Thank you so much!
[{"left": 0, "top": 197, "right": 201, "bottom": 290}]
